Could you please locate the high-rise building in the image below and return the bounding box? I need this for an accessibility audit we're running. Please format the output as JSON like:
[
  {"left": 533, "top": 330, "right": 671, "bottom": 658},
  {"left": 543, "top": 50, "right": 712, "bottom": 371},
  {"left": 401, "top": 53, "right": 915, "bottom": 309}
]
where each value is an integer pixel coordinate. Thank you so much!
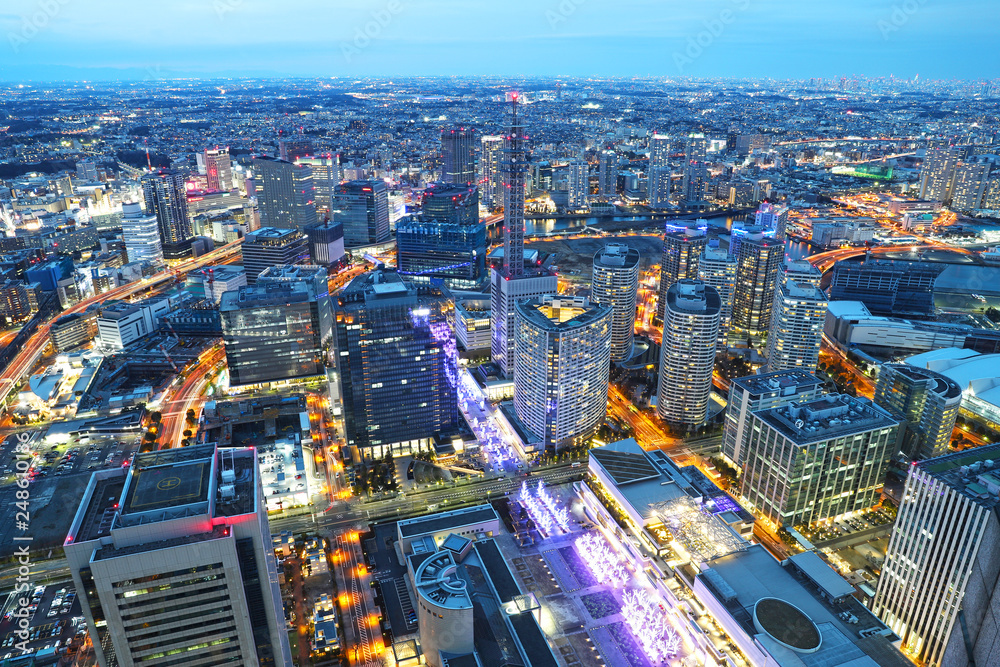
[
  {"left": 874, "top": 445, "right": 1000, "bottom": 667},
  {"left": 490, "top": 97, "right": 558, "bottom": 375},
  {"left": 221, "top": 281, "right": 328, "bottom": 386},
  {"left": 874, "top": 363, "right": 962, "bottom": 460},
  {"left": 441, "top": 127, "right": 476, "bottom": 184},
  {"left": 681, "top": 133, "right": 708, "bottom": 207},
  {"left": 204, "top": 147, "right": 233, "bottom": 191},
  {"left": 598, "top": 150, "right": 617, "bottom": 198},
  {"left": 514, "top": 295, "right": 612, "bottom": 453},
  {"left": 657, "top": 280, "right": 721, "bottom": 426},
  {"left": 830, "top": 258, "right": 943, "bottom": 318},
  {"left": 739, "top": 394, "right": 898, "bottom": 527},
  {"left": 0, "top": 279, "right": 31, "bottom": 325},
  {"left": 951, "top": 160, "right": 991, "bottom": 211},
  {"left": 722, "top": 370, "right": 825, "bottom": 467},
  {"left": 480, "top": 135, "right": 505, "bottom": 210},
  {"left": 566, "top": 161, "right": 589, "bottom": 208},
  {"left": 592, "top": 243, "right": 640, "bottom": 362},
  {"left": 648, "top": 134, "right": 672, "bottom": 208},
  {"left": 65, "top": 444, "right": 293, "bottom": 667},
  {"left": 778, "top": 258, "right": 821, "bottom": 288},
  {"left": 395, "top": 216, "right": 488, "bottom": 290},
  {"left": 420, "top": 182, "right": 479, "bottom": 225},
  {"left": 304, "top": 221, "right": 346, "bottom": 266},
  {"left": 334, "top": 270, "right": 456, "bottom": 458},
  {"left": 698, "top": 245, "right": 737, "bottom": 345},
  {"left": 765, "top": 280, "right": 828, "bottom": 374},
  {"left": 753, "top": 201, "right": 788, "bottom": 237},
  {"left": 731, "top": 232, "right": 783, "bottom": 334},
  {"left": 121, "top": 202, "right": 163, "bottom": 264},
  {"left": 252, "top": 156, "right": 318, "bottom": 230},
  {"left": 332, "top": 180, "right": 390, "bottom": 246},
  {"left": 278, "top": 137, "right": 313, "bottom": 162},
  {"left": 241, "top": 227, "right": 310, "bottom": 284},
  {"left": 919, "top": 142, "right": 968, "bottom": 201},
  {"left": 295, "top": 156, "right": 340, "bottom": 212},
  {"left": 141, "top": 169, "right": 192, "bottom": 258},
  {"left": 656, "top": 224, "right": 707, "bottom": 321}
]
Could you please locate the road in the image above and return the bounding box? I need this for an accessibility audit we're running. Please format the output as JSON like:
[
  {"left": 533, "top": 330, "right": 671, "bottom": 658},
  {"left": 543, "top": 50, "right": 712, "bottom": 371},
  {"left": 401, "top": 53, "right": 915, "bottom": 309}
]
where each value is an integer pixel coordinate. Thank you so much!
[
  {"left": 607, "top": 385, "right": 678, "bottom": 450},
  {"left": 157, "top": 344, "right": 227, "bottom": 449},
  {"left": 0, "top": 239, "right": 245, "bottom": 411},
  {"left": 820, "top": 335, "right": 876, "bottom": 398}
]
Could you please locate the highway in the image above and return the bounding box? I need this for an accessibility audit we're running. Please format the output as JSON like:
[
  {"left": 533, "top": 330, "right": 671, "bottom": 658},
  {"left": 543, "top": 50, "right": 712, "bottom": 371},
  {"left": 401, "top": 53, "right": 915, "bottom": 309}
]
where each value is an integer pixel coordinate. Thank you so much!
[
  {"left": 0, "top": 239, "right": 245, "bottom": 412},
  {"left": 157, "top": 343, "right": 227, "bottom": 449}
]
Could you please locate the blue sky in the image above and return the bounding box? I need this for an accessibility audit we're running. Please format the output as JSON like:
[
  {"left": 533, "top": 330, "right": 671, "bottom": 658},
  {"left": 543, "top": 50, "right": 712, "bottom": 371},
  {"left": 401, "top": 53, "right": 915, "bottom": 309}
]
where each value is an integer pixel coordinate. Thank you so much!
[{"left": 1, "top": 0, "right": 997, "bottom": 80}]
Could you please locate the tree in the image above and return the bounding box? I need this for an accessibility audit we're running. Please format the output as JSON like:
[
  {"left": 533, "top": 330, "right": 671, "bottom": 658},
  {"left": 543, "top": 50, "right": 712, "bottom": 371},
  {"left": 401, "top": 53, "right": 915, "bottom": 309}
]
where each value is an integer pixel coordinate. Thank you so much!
[
  {"left": 185, "top": 409, "right": 196, "bottom": 424},
  {"left": 182, "top": 429, "right": 193, "bottom": 438},
  {"left": 143, "top": 432, "right": 158, "bottom": 443},
  {"left": 149, "top": 411, "right": 162, "bottom": 424}
]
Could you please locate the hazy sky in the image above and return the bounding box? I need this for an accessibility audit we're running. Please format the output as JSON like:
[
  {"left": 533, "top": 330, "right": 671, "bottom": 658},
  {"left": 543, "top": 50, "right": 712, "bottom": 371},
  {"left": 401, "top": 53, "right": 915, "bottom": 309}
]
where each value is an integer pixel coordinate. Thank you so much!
[{"left": 2, "top": 0, "right": 997, "bottom": 81}]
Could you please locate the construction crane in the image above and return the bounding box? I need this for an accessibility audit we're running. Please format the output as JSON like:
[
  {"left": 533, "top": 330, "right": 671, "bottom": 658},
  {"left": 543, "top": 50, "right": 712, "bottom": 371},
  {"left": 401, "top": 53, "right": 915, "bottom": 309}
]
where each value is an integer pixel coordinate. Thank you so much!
[{"left": 158, "top": 343, "right": 179, "bottom": 373}]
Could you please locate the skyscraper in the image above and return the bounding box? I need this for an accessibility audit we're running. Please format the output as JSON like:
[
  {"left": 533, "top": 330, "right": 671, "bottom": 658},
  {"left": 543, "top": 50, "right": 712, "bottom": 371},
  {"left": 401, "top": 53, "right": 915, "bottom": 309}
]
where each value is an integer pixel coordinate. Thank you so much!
[
  {"left": 681, "top": 133, "right": 708, "bottom": 207},
  {"left": 241, "top": 227, "right": 310, "bottom": 283},
  {"left": 657, "top": 280, "right": 721, "bottom": 426},
  {"left": 777, "top": 258, "right": 822, "bottom": 288},
  {"left": 65, "top": 444, "right": 293, "bottom": 667},
  {"left": 874, "top": 446, "right": 1000, "bottom": 667},
  {"left": 739, "top": 394, "right": 898, "bottom": 527},
  {"left": 731, "top": 232, "right": 783, "bottom": 334},
  {"left": 656, "top": 224, "right": 707, "bottom": 321},
  {"left": 566, "top": 160, "right": 589, "bottom": 208},
  {"left": 490, "top": 95, "right": 558, "bottom": 375},
  {"left": 441, "top": 127, "right": 477, "bottom": 184},
  {"left": 598, "top": 149, "right": 617, "bottom": 199},
  {"left": 141, "top": 169, "right": 192, "bottom": 259},
  {"left": 221, "top": 281, "right": 328, "bottom": 386},
  {"left": 698, "top": 245, "right": 737, "bottom": 345},
  {"left": 304, "top": 220, "right": 346, "bottom": 266},
  {"left": 204, "top": 147, "right": 233, "bottom": 191},
  {"left": 332, "top": 180, "right": 390, "bottom": 246},
  {"left": 420, "top": 182, "right": 479, "bottom": 225},
  {"left": 648, "top": 134, "right": 672, "bottom": 208},
  {"left": 918, "top": 142, "right": 968, "bottom": 201},
  {"left": 514, "top": 295, "right": 612, "bottom": 453},
  {"left": 951, "top": 160, "right": 991, "bottom": 211},
  {"left": 395, "top": 216, "right": 488, "bottom": 290},
  {"left": 480, "top": 135, "right": 505, "bottom": 210},
  {"left": 278, "top": 137, "right": 313, "bottom": 162},
  {"left": 252, "top": 156, "right": 318, "bottom": 230},
  {"left": 765, "top": 280, "right": 828, "bottom": 373},
  {"left": 121, "top": 201, "right": 163, "bottom": 264},
  {"left": 334, "top": 270, "right": 455, "bottom": 459},
  {"left": 874, "top": 363, "right": 962, "bottom": 460},
  {"left": 295, "top": 155, "right": 340, "bottom": 213},
  {"left": 592, "top": 243, "right": 640, "bottom": 362}
]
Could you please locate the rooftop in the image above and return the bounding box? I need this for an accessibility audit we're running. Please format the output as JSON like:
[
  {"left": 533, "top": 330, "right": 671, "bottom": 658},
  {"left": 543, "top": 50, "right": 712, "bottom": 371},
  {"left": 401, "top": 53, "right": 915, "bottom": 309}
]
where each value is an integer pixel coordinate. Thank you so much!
[
  {"left": 731, "top": 369, "right": 824, "bottom": 397},
  {"left": 514, "top": 295, "right": 610, "bottom": 333},
  {"left": 121, "top": 445, "right": 217, "bottom": 516},
  {"left": 918, "top": 443, "right": 1000, "bottom": 509},
  {"left": 755, "top": 394, "right": 898, "bottom": 445},
  {"left": 219, "top": 281, "right": 312, "bottom": 310},
  {"left": 398, "top": 504, "right": 498, "bottom": 539}
]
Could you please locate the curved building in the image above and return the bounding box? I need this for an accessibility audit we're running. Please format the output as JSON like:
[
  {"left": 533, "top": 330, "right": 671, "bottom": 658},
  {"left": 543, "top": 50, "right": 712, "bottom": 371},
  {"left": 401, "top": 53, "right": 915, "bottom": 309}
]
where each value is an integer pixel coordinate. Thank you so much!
[
  {"left": 414, "top": 550, "right": 474, "bottom": 666},
  {"left": 658, "top": 280, "right": 721, "bottom": 426},
  {"left": 121, "top": 202, "right": 163, "bottom": 264},
  {"left": 875, "top": 363, "right": 962, "bottom": 460},
  {"left": 592, "top": 243, "right": 640, "bottom": 362},
  {"left": 514, "top": 295, "right": 612, "bottom": 453}
]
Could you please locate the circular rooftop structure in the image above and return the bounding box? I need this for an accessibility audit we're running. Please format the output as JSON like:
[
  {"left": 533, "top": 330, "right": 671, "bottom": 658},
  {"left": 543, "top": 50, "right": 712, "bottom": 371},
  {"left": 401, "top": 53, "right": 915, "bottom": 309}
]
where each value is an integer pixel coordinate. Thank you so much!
[{"left": 752, "top": 597, "right": 822, "bottom": 653}]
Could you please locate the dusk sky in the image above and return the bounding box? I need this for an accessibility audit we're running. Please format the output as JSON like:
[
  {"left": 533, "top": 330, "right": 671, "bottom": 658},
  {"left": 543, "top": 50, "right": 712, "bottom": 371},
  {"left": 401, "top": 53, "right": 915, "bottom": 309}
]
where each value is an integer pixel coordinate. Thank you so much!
[{"left": 2, "top": 0, "right": 998, "bottom": 81}]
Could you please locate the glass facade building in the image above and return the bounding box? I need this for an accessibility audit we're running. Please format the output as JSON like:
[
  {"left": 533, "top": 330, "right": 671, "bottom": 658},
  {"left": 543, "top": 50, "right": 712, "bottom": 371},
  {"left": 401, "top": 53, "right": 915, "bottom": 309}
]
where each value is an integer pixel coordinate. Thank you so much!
[{"left": 395, "top": 216, "right": 487, "bottom": 290}]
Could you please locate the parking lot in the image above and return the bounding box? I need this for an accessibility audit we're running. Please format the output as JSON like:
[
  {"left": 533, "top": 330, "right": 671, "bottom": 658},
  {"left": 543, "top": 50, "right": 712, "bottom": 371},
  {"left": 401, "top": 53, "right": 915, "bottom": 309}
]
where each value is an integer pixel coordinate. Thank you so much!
[{"left": 0, "top": 582, "right": 88, "bottom": 661}]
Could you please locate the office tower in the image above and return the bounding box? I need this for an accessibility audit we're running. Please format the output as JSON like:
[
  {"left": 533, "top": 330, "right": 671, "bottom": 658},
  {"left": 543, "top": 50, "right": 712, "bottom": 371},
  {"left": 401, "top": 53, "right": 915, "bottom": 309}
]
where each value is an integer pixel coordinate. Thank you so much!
[
  {"left": 334, "top": 270, "right": 455, "bottom": 458},
  {"left": 332, "top": 180, "right": 390, "bottom": 246},
  {"left": 141, "top": 169, "right": 192, "bottom": 259},
  {"left": 698, "top": 245, "right": 737, "bottom": 345},
  {"left": 480, "top": 135, "right": 505, "bottom": 210},
  {"left": 441, "top": 127, "right": 476, "bottom": 184},
  {"left": 121, "top": 202, "right": 163, "bottom": 264},
  {"left": 874, "top": 446, "right": 1000, "bottom": 667},
  {"left": 490, "top": 96, "right": 558, "bottom": 375},
  {"left": 739, "top": 394, "right": 897, "bottom": 526},
  {"left": 278, "top": 137, "right": 313, "bottom": 162},
  {"left": 566, "top": 161, "right": 589, "bottom": 208},
  {"left": 830, "top": 258, "right": 943, "bottom": 318},
  {"left": 204, "top": 147, "right": 233, "bottom": 191},
  {"left": 681, "top": 133, "right": 708, "bottom": 207},
  {"left": 598, "top": 150, "right": 617, "bottom": 198},
  {"left": 657, "top": 280, "right": 721, "bottom": 426},
  {"left": 656, "top": 224, "right": 707, "bottom": 321},
  {"left": 648, "top": 134, "right": 672, "bottom": 208},
  {"left": 295, "top": 156, "right": 340, "bottom": 212},
  {"left": 778, "top": 258, "right": 821, "bottom": 289},
  {"left": 513, "top": 295, "right": 612, "bottom": 453},
  {"left": 252, "top": 156, "right": 318, "bottom": 230},
  {"left": 421, "top": 182, "right": 479, "bottom": 225},
  {"left": 396, "top": 216, "right": 488, "bottom": 290},
  {"left": 951, "top": 160, "right": 991, "bottom": 211},
  {"left": 304, "top": 220, "right": 346, "bottom": 266},
  {"left": 919, "top": 142, "right": 968, "bottom": 201},
  {"left": 731, "top": 232, "right": 783, "bottom": 334},
  {"left": 65, "top": 444, "right": 293, "bottom": 667},
  {"left": 241, "top": 227, "right": 310, "bottom": 283},
  {"left": 765, "top": 280, "right": 828, "bottom": 373},
  {"left": 874, "top": 363, "right": 962, "bottom": 460},
  {"left": 221, "top": 281, "right": 327, "bottom": 386},
  {"left": 592, "top": 243, "right": 640, "bottom": 362},
  {"left": 722, "top": 370, "right": 825, "bottom": 467}
]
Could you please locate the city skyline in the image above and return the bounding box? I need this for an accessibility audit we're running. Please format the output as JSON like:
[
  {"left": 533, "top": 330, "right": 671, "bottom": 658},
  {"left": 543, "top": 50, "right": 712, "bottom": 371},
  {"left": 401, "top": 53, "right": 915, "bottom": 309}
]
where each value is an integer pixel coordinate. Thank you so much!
[{"left": 2, "top": 0, "right": 998, "bottom": 81}]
